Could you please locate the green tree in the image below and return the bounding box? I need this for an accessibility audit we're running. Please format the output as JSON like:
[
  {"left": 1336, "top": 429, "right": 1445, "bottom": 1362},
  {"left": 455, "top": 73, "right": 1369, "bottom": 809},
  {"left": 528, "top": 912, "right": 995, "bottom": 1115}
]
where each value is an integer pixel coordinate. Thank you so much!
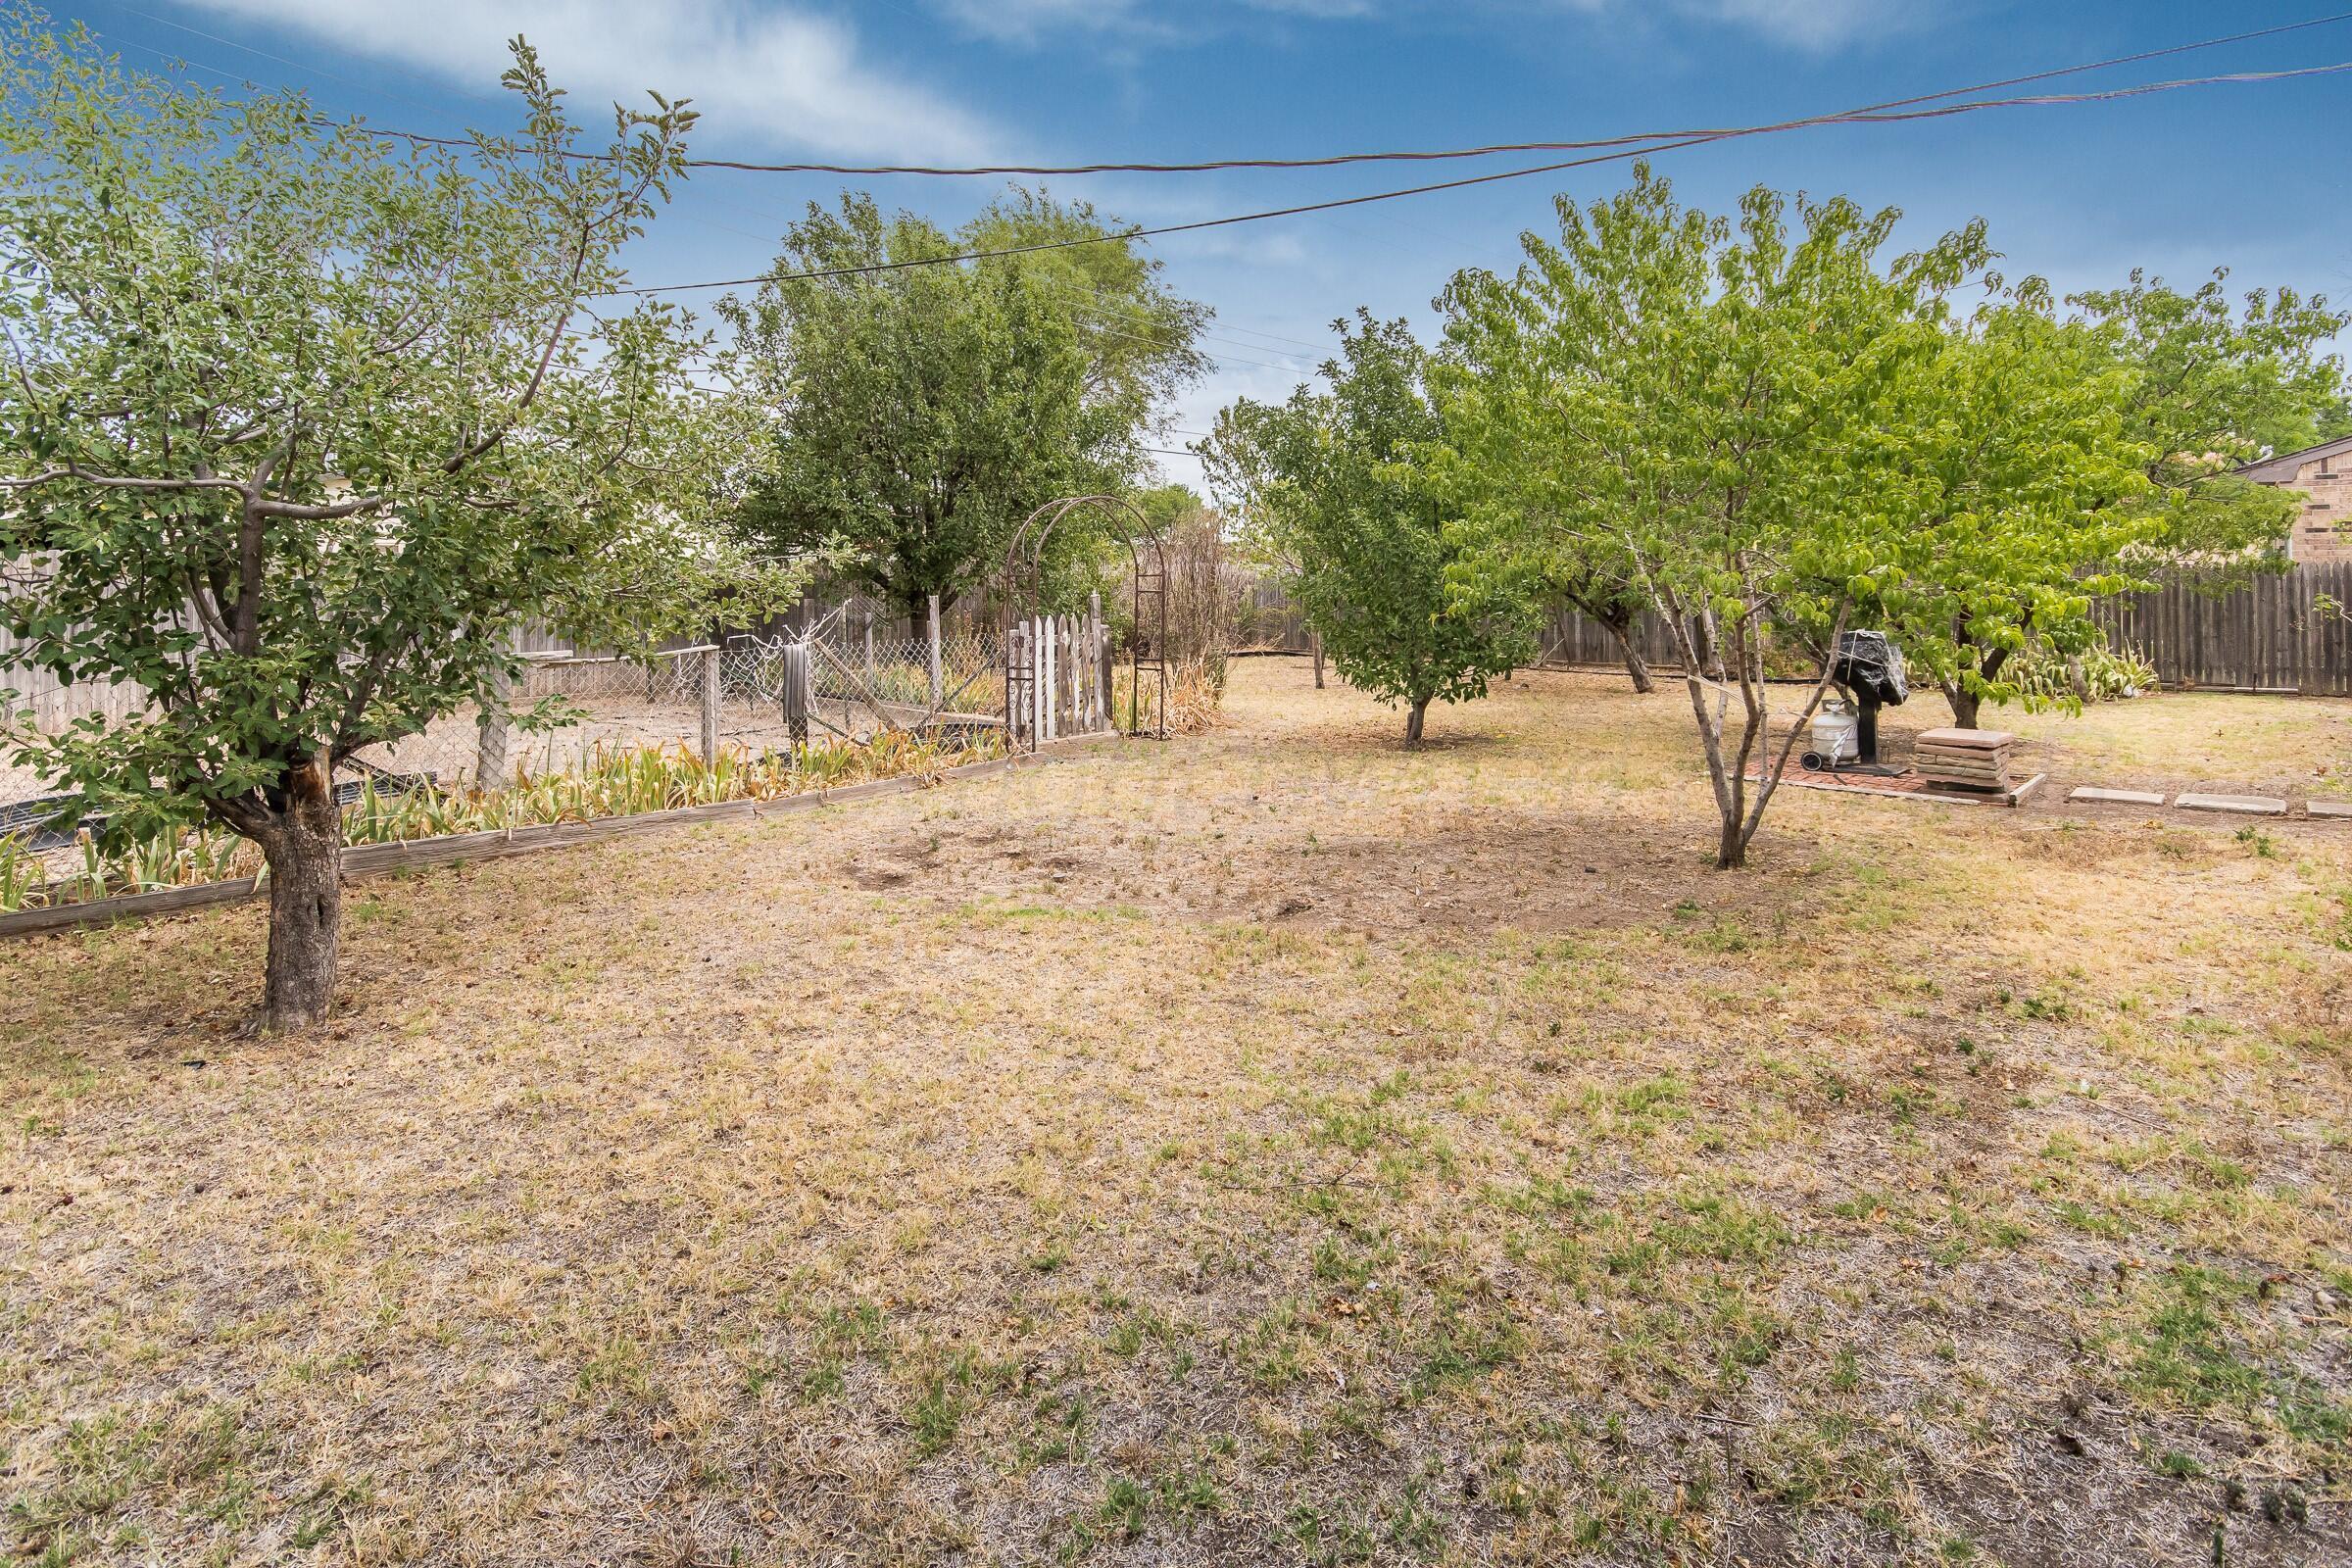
[
  {"left": 1859, "top": 289, "right": 2154, "bottom": 727},
  {"left": 1852, "top": 271, "right": 2348, "bottom": 728},
  {"left": 1440, "top": 168, "right": 1982, "bottom": 866},
  {"left": 2073, "top": 268, "right": 2352, "bottom": 566},
  {"left": 0, "top": 21, "right": 787, "bottom": 1030},
  {"left": 961, "top": 189, "right": 1210, "bottom": 440},
  {"left": 722, "top": 192, "right": 1205, "bottom": 623},
  {"left": 1131, "top": 482, "right": 1205, "bottom": 534},
  {"left": 1205, "top": 313, "right": 1535, "bottom": 746}
]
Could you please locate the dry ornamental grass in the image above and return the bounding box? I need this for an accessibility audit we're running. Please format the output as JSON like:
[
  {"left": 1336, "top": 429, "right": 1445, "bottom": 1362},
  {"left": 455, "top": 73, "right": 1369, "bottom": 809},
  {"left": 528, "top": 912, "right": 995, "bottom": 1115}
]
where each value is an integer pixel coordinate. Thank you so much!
[{"left": 1, "top": 661, "right": 2347, "bottom": 1566}]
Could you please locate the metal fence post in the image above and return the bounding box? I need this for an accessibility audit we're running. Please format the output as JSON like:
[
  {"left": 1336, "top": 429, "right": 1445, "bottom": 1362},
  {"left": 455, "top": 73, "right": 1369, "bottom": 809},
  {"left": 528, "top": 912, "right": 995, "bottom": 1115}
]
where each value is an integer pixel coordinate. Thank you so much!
[
  {"left": 927, "top": 593, "right": 944, "bottom": 710},
  {"left": 1091, "top": 591, "right": 1111, "bottom": 733},
  {"left": 700, "top": 647, "right": 720, "bottom": 769}
]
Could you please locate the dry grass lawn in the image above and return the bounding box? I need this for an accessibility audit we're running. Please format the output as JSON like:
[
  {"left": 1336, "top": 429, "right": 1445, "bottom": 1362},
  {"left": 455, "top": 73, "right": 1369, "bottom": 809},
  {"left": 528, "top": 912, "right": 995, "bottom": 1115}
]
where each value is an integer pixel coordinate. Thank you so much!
[{"left": 3, "top": 660, "right": 2348, "bottom": 1567}]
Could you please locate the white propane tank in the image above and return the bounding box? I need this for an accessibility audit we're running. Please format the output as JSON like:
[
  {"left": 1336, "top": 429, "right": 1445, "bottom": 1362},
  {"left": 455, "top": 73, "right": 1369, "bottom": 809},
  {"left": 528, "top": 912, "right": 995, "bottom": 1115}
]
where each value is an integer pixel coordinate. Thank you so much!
[{"left": 1810, "top": 704, "right": 1859, "bottom": 765}]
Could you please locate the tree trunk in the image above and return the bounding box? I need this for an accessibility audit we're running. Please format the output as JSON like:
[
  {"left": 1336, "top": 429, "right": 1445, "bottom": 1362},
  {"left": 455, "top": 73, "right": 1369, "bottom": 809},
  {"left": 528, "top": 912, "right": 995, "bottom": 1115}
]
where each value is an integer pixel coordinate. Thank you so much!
[
  {"left": 1945, "top": 627, "right": 2008, "bottom": 731},
  {"left": 1716, "top": 812, "right": 1748, "bottom": 870},
  {"left": 1403, "top": 696, "right": 1430, "bottom": 747},
  {"left": 1944, "top": 682, "right": 1984, "bottom": 730},
  {"left": 256, "top": 758, "right": 343, "bottom": 1033},
  {"left": 1693, "top": 612, "right": 1730, "bottom": 683},
  {"left": 1311, "top": 631, "right": 1326, "bottom": 689},
  {"left": 1604, "top": 612, "right": 1653, "bottom": 693}
]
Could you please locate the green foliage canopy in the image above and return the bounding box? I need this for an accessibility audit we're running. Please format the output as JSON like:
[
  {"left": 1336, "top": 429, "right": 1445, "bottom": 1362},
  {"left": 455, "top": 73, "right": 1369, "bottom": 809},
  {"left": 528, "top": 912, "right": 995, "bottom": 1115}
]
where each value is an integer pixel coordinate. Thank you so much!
[
  {"left": 0, "top": 18, "right": 791, "bottom": 1026},
  {"left": 1206, "top": 312, "right": 1534, "bottom": 744},
  {"left": 1437, "top": 167, "right": 1985, "bottom": 863},
  {"left": 721, "top": 191, "right": 1206, "bottom": 621}
]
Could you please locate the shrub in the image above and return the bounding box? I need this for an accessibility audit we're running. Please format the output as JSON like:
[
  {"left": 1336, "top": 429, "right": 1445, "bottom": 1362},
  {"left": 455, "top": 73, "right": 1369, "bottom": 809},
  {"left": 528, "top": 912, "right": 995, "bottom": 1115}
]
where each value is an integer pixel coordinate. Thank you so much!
[{"left": 2005, "top": 639, "right": 2158, "bottom": 707}]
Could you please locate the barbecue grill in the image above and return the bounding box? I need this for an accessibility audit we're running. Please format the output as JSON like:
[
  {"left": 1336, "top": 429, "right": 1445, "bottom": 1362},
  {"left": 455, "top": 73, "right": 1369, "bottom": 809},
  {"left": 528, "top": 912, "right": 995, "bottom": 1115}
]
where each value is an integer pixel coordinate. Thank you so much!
[{"left": 1800, "top": 630, "right": 1908, "bottom": 775}]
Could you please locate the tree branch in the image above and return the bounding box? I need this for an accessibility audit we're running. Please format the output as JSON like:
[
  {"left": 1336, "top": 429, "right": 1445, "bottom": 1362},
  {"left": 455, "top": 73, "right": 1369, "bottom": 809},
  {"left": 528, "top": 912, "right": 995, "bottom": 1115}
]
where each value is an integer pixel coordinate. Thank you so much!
[{"left": 0, "top": 465, "right": 248, "bottom": 495}]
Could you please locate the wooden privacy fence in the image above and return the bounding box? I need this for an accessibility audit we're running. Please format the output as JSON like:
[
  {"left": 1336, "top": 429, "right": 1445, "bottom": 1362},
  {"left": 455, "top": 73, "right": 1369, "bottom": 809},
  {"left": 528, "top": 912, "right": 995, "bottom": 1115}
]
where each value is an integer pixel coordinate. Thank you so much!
[
  {"left": 1225, "top": 565, "right": 2352, "bottom": 697},
  {"left": 1225, "top": 579, "right": 1676, "bottom": 674},
  {"left": 1229, "top": 572, "right": 1313, "bottom": 654},
  {"left": 2090, "top": 563, "right": 2352, "bottom": 697},
  {"left": 1529, "top": 606, "right": 1681, "bottom": 672}
]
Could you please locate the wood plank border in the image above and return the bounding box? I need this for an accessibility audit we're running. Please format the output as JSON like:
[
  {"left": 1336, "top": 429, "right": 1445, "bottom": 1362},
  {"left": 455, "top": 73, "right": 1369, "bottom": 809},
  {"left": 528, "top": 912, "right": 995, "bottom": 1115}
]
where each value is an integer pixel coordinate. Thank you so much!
[
  {"left": 1750, "top": 770, "right": 2044, "bottom": 809},
  {"left": 0, "top": 737, "right": 1116, "bottom": 941}
]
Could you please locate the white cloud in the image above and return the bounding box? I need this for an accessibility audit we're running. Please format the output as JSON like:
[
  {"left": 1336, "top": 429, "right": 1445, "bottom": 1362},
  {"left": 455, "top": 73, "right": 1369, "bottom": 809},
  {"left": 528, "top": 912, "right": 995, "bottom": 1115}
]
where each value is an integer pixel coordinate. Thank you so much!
[
  {"left": 1555, "top": 0, "right": 1935, "bottom": 52},
  {"left": 931, "top": 0, "right": 1137, "bottom": 44},
  {"left": 1682, "top": 0, "right": 1928, "bottom": 51},
  {"left": 932, "top": 0, "right": 1373, "bottom": 46},
  {"left": 173, "top": 0, "right": 1002, "bottom": 162}
]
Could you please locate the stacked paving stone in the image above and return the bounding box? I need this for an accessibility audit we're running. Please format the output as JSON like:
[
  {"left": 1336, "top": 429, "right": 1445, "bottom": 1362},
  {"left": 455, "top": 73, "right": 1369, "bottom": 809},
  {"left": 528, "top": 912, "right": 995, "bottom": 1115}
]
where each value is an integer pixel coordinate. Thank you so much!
[{"left": 1914, "top": 727, "right": 2017, "bottom": 791}]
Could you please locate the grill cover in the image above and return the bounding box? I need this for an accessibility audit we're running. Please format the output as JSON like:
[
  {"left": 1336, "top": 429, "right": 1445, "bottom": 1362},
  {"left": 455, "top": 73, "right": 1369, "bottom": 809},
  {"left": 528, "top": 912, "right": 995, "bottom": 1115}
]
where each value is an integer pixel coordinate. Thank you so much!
[{"left": 1833, "top": 630, "right": 1908, "bottom": 707}]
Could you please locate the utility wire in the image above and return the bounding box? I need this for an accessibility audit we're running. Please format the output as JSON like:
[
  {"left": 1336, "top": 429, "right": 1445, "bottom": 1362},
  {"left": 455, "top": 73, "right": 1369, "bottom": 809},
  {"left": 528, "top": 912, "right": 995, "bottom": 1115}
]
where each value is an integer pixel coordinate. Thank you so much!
[
  {"left": 80, "top": 23, "right": 1348, "bottom": 358},
  {"left": 1063, "top": 302, "right": 1313, "bottom": 373},
  {"left": 1032, "top": 274, "right": 1334, "bottom": 356},
  {"left": 610, "top": 62, "right": 2352, "bottom": 298},
  {"left": 85, "top": 10, "right": 2352, "bottom": 352},
  {"left": 345, "top": 11, "right": 2352, "bottom": 176}
]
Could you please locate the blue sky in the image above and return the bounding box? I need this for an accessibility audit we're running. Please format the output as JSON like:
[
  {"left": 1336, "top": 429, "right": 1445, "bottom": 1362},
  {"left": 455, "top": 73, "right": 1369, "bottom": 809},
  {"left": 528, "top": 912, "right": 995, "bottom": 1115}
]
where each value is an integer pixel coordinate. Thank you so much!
[{"left": 65, "top": 1, "right": 2352, "bottom": 488}]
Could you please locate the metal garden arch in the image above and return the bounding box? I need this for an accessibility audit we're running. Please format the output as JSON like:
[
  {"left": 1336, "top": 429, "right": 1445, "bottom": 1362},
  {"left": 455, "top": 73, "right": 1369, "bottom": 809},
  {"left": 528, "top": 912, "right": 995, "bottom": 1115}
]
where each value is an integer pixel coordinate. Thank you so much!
[{"left": 1001, "top": 496, "right": 1168, "bottom": 750}]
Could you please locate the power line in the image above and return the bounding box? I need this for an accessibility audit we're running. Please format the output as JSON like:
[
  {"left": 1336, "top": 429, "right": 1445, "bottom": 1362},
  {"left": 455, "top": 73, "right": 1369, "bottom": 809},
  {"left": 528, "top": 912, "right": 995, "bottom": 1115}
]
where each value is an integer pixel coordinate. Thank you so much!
[
  {"left": 75, "top": 21, "right": 1348, "bottom": 361},
  {"left": 101, "top": 9, "right": 2351, "bottom": 349},
  {"left": 1063, "top": 302, "right": 1314, "bottom": 374},
  {"left": 609, "top": 62, "right": 2352, "bottom": 298},
  {"left": 1033, "top": 274, "right": 1334, "bottom": 356},
  {"left": 346, "top": 12, "right": 2352, "bottom": 177}
]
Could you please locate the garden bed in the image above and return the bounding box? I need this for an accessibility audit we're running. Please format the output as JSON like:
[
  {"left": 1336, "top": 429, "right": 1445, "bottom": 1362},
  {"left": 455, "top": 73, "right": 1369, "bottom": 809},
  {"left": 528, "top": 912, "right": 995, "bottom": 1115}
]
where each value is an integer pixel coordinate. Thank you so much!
[{"left": 0, "top": 737, "right": 1098, "bottom": 938}]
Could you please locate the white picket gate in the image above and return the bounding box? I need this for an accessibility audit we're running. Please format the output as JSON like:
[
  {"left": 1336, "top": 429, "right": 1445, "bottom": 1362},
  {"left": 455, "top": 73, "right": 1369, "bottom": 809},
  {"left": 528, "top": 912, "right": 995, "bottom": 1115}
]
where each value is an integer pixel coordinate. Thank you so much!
[{"left": 1005, "top": 606, "right": 1113, "bottom": 750}]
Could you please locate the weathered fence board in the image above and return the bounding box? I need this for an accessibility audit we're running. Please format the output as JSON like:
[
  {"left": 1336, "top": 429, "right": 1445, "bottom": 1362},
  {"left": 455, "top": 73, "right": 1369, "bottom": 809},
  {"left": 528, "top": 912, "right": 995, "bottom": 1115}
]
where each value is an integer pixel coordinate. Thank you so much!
[
  {"left": 1228, "top": 564, "right": 2352, "bottom": 697},
  {"left": 1005, "top": 607, "right": 1114, "bottom": 749},
  {"left": 2088, "top": 564, "right": 2352, "bottom": 696}
]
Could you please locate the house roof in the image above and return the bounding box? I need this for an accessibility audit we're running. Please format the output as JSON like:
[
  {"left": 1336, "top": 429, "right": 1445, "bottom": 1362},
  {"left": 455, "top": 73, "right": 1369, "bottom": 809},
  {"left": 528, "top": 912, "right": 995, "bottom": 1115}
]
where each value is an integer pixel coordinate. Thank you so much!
[{"left": 2236, "top": 432, "right": 2352, "bottom": 483}]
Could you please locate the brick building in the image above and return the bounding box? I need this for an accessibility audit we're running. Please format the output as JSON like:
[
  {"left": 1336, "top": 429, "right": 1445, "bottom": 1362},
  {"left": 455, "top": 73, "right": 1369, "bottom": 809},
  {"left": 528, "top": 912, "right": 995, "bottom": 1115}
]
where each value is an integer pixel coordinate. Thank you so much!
[{"left": 2236, "top": 433, "right": 2352, "bottom": 564}]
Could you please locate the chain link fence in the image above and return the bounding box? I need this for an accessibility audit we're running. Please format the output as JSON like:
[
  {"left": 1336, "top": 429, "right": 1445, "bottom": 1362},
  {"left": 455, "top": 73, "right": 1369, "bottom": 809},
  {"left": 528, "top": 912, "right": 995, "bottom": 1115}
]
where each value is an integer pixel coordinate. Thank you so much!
[
  {"left": 3, "top": 610, "right": 1011, "bottom": 851},
  {"left": 798, "top": 623, "right": 1004, "bottom": 743},
  {"left": 358, "top": 647, "right": 723, "bottom": 788}
]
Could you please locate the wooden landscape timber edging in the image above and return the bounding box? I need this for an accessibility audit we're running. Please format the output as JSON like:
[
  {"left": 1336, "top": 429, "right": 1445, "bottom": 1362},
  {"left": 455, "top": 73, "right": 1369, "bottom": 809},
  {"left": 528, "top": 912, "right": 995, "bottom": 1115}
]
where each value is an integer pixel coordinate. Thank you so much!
[
  {"left": 1751, "top": 769, "right": 2047, "bottom": 808},
  {"left": 0, "top": 737, "right": 1114, "bottom": 941}
]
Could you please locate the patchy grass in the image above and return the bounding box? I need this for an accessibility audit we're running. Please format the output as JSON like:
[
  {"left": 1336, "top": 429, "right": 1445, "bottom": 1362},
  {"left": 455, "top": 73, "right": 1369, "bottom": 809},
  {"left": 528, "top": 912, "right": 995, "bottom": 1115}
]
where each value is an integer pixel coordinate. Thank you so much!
[
  {"left": 1992, "top": 688, "right": 2352, "bottom": 798},
  {"left": 1, "top": 660, "right": 2347, "bottom": 1566}
]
